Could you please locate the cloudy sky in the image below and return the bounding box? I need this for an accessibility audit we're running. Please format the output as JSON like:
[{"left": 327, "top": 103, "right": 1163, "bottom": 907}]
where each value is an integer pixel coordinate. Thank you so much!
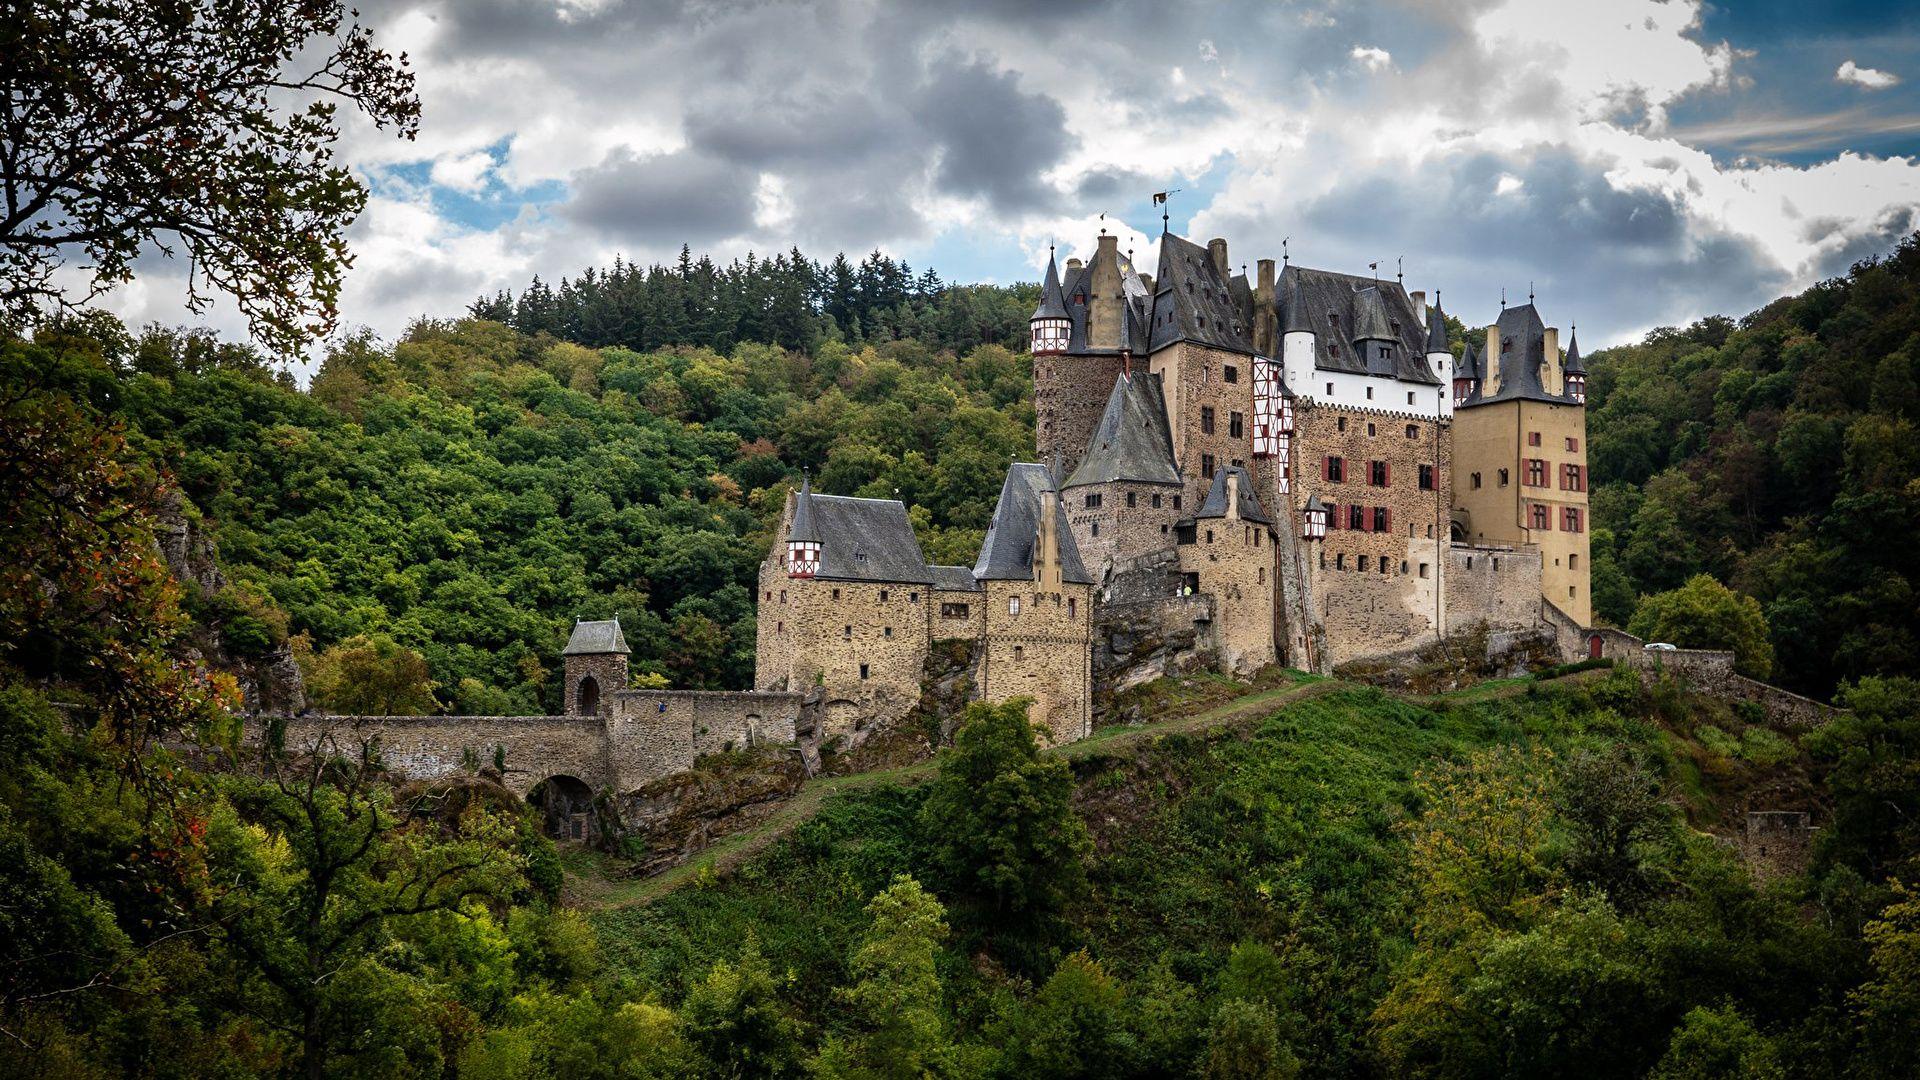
[{"left": 106, "top": 0, "right": 1920, "bottom": 353}]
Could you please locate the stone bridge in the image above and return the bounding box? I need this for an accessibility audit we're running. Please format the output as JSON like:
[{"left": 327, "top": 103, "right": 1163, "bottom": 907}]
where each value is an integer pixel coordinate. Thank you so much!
[{"left": 261, "top": 689, "right": 806, "bottom": 800}]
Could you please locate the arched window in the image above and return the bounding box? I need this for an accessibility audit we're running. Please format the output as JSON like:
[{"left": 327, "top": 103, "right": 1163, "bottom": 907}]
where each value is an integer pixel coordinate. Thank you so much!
[{"left": 576, "top": 675, "right": 599, "bottom": 716}]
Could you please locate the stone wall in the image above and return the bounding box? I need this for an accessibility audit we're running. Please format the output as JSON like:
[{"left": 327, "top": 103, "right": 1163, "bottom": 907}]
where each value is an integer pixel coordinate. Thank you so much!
[
  {"left": 1065, "top": 480, "right": 1184, "bottom": 575},
  {"left": 1178, "top": 518, "right": 1275, "bottom": 675},
  {"left": 1446, "top": 542, "right": 1544, "bottom": 633},
  {"left": 1737, "top": 810, "right": 1816, "bottom": 883},
  {"left": 564, "top": 652, "right": 628, "bottom": 715},
  {"left": 758, "top": 572, "right": 932, "bottom": 743},
  {"left": 1582, "top": 625, "right": 1841, "bottom": 728},
  {"left": 931, "top": 587, "right": 984, "bottom": 639},
  {"left": 979, "top": 579, "right": 1094, "bottom": 744},
  {"left": 1148, "top": 341, "right": 1258, "bottom": 509},
  {"left": 1095, "top": 548, "right": 1219, "bottom": 699},
  {"left": 608, "top": 690, "right": 802, "bottom": 788},
  {"left": 263, "top": 714, "right": 613, "bottom": 797},
  {"left": 1036, "top": 352, "right": 1127, "bottom": 479}
]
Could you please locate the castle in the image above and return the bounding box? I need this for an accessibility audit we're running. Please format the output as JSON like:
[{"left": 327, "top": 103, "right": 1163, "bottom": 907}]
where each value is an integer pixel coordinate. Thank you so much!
[{"left": 750, "top": 226, "right": 1594, "bottom": 745}]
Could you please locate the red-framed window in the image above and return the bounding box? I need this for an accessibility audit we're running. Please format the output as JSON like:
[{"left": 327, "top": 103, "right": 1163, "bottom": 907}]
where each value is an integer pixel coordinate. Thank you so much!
[
  {"left": 1561, "top": 463, "right": 1585, "bottom": 491},
  {"left": 1324, "top": 455, "right": 1346, "bottom": 482},
  {"left": 1562, "top": 506, "right": 1585, "bottom": 532},
  {"left": 1349, "top": 504, "right": 1368, "bottom": 531},
  {"left": 1369, "top": 460, "right": 1390, "bottom": 486},
  {"left": 1373, "top": 506, "right": 1390, "bottom": 532},
  {"left": 1525, "top": 458, "right": 1547, "bottom": 486},
  {"left": 1528, "top": 431, "right": 1542, "bottom": 446},
  {"left": 1529, "top": 503, "right": 1551, "bottom": 530},
  {"left": 1565, "top": 436, "right": 1580, "bottom": 452}
]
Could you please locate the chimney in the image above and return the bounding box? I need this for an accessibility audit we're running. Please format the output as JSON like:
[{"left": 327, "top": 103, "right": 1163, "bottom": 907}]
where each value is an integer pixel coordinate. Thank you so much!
[
  {"left": 1542, "top": 326, "right": 1561, "bottom": 393},
  {"left": 1409, "top": 290, "right": 1427, "bottom": 325},
  {"left": 1485, "top": 324, "right": 1501, "bottom": 394},
  {"left": 1208, "top": 237, "right": 1229, "bottom": 278},
  {"left": 1225, "top": 470, "right": 1241, "bottom": 521},
  {"left": 1253, "top": 259, "right": 1278, "bottom": 357},
  {"left": 1257, "top": 258, "right": 1275, "bottom": 293},
  {"left": 1066, "top": 257, "right": 1084, "bottom": 271}
]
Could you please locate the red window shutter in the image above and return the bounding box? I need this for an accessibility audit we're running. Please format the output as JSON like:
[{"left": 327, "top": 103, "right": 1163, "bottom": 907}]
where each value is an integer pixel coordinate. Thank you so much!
[
  {"left": 1383, "top": 463, "right": 1391, "bottom": 486},
  {"left": 1385, "top": 507, "right": 1392, "bottom": 533},
  {"left": 1356, "top": 504, "right": 1369, "bottom": 532},
  {"left": 1323, "top": 455, "right": 1332, "bottom": 481}
]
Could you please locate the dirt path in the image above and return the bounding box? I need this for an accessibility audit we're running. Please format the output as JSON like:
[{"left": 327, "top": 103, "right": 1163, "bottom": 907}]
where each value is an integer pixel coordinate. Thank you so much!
[{"left": 579, "top": 676, "right": 1345, "bottom": 909}]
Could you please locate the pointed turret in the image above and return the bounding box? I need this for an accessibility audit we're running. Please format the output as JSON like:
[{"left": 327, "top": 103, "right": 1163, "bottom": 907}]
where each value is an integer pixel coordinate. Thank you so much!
[
  {"left": 1281, "top": 272, "right": 1313, "bottom": 335},
  {"left": 1563, "top": 326, "right": 1587, "bottom": 403},
  {"left": 1030, "top": 251, "right": 1070, "bottom": 355},
  {"left": 1426, "top": 296, "right": 1451, "bottom": 354},
  {"left": 786, "top": 476, "right": 822, "bottom": 578}
]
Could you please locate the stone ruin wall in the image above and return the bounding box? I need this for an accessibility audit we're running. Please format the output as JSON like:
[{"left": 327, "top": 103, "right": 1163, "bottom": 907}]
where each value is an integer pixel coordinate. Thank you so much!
[
  {"left": 262, "top": 714, "right": 612, "bottom": 798},
  {"left": 1446, "top": 542, "right": 1545, "bottom": 634}
]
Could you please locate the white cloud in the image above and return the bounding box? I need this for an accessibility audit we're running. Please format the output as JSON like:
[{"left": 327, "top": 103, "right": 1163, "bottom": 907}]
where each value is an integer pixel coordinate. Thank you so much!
[
  {"left": 1495, "top": 174, "right": 1525, "bottom": 196},
  {"left": 1349, "top": 46, "right": 1392, "bottom": 73},
  {"left": 1837, "top": 60, "right": 1899, "bottom": 90},
  {"left": 429, "top": 149, "right": 495, "bottom": 192}
]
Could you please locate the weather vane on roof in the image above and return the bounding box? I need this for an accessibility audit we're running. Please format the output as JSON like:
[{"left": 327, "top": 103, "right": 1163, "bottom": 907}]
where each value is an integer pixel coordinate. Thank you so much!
[
  {"left": 1529, "top": 281, "right": 1535, "bottom": 304},
  {"left": 1152, "top": 190, "right": 1181, "bottom": 231},
  {"left": 1282, "top": 237, "right": 1290, "bottom": 265},
  {"left": 1098, "top": 211, "right": 1107, "bottom": 236},
  {"left": 1396, "top": 256, "right": 1404, "bottom": 284}
]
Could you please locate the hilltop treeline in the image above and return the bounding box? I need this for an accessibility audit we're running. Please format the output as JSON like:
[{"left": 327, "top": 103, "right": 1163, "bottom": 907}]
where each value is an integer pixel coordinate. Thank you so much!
[
  {"left": 1584, "top": 235, "right": 1920, "bottom": 696},
  {"left": 468, "top": 245, "right": 1036, "bottom": 355}
]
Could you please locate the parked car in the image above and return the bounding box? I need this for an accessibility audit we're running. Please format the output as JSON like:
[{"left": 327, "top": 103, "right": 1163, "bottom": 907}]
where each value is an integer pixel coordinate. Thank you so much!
[{"left": 1644, "top": 642, "right": 1678, "bottom": 651}]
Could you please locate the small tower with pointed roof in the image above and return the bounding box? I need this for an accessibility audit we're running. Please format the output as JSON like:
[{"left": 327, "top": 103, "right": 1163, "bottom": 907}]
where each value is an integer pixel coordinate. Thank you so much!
[
  {"left": 1426, "top": 294, "right": 1455, "bottom": 415},
  {"left": 563, "top": 617, "right": 629, "bottom": 716},
  {"left": 1563, "top": 327, "right": 1587, "bottom": 403},
  {"left": 1030, "top": 250, "right": 1070, "bottom": 356},
  {"left": 786, "top": 476, "right": 822, "bottom": 578}
]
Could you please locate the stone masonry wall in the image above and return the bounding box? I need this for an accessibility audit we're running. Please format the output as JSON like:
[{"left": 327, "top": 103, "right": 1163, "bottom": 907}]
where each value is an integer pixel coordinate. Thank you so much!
[
  {"left": 264, "top": 714, "right": 613, "bottom": 798},
  {"left": 565, "top": 652, "right": 628, "bottom": 715},
  {"left": 1178, "top": 518, "right": 1275, "bottom": 675},
  {"left": 1149, "top": 341, "right": 1258, "bottom": 510},
  {"left": 1095, "top": 548, "right": 1219, "bottom": 695},
  {"left": 932, "top": 587, "right": 984, "bottom": 641},
  {"left": 1036, "top": 352, "right": 1127, "bottom": 480},
  {"left": 979, "top": 579, "right": 1094, "bottom": 744},
  {"left": 1446, "top": 543, "right": 1545, "bottom": 634},
  {"left": 759, "top": 573, "right": 931, "bottom": 744},
  {"left": 1065, "top": 480, "right": 1184, "bottom": 576},
  {"left": 1290, "top": 400, "right": 1452, "bottom": 664}
]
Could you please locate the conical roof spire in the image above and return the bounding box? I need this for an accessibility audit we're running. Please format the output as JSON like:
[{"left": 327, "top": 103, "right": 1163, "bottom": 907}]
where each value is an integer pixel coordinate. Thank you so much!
[
  {"left": 1031, "top": 249, "right": 1069, "bottom": 321},
  {"left": 1426, "top": 293, "right": 1451, "bottom": 353},
  {"left": 789, "top": 473, "right": 820, "bottom": 543},
  {"left": 1563, "top": 325, "right": 1585, "bottom": 375},
  {"left": 1281, "top": 271, "right": 1312, "bottom": 335}
]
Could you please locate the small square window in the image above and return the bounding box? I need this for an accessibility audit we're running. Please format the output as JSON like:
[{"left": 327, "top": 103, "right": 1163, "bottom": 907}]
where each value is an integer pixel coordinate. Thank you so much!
[{"left": 859, "top": 664, "right": 870, "bottom": 679}]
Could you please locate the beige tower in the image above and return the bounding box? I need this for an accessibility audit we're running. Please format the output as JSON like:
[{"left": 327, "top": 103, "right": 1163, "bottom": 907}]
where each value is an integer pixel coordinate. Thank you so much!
[
  {"left": 975, "top": 463, "right": 1095, "bottom": 744},
  {"left": 1451, "top": 305, "right": 1592, "bottom": 625}
]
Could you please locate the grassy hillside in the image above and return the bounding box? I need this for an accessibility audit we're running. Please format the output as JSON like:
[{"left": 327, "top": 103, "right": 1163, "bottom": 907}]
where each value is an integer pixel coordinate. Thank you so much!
[{"left": 577, "top": 669, "right": 1916, "bottom": 1078}]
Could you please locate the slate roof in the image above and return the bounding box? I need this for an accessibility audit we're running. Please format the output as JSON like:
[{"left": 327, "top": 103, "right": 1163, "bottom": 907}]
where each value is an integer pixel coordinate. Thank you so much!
[
  {"left": 1194, "top": 465, "right": 1273, "bottom": 525},
  {"left": 789, "top": 475, "right": 820, "bottom": 542},
  {"left": 1032, "top": 253, "right": 1068, "bottom": 320},
  {"left": 1459, "top": 303, "right": 1575, "bottom": 408},
  {"left": 1457, "top": 339, "right": 1480, "bottom": 380},
  {"left": 1426, "top": 297, "right": 1451, "bottom": 354},
  {"left": 1276, "top": 264, "right": 1440, "bottom": 384},
  {"left": 1149, "top": 232, "right": 1255, "bottom": 355},
  {"left": 974, "top": 463, "right": 1094, "bottom": 585},
  {"left": 927, "top": 565, "right": 981, "bottom": 592},
  {"left": 1563, "top": 328, "right": 1585, "bottom": 375},
  {"left": 793, "top": 492, "right": 933, "bottom": 583},
  {"left": 1057, "top": 247, "right": 1152, "bottom": 356},
  {"left": 1063, "top": 372, "right": 1181, "bottom": 488},
  {"left": 563, "top": 618, "right": 630, "bottom": 655}
]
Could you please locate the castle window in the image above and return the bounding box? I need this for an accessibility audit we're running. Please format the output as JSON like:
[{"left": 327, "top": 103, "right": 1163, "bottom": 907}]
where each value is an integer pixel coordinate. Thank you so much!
[
  {"left": 910, "top": 591, "right": 918, "bottom": 602},
  {"left": 941, "top": 602, "right": 969, "bottom": 618},
  {"left": 1381, "top": 559, "right": 1390, "bottom": 575},
  {"left": 1201, "top": 406, "right": 1215, "bottom": 434},
  {"left": 777, "top": 620, "right": 783, "bottom": 631},
  {"left": 1569, "top": 554, "right": 1579, "bottom": 570},
  {"left": 1337, "top": 417, "right": 1347, "bottom": 432},
  {"left": 832, "top": 588, "right": 841, "bottom": 599},
  {"left": 780, "top": 590, "right": 787, "bottom": 603},
  {"left": 1336, "top": 554, "right": 1346, "bottom": 569},
  {"left": 1407, "top": 392, "right": 1416, "bottom": 405},
  {"left": 1419, "top": 562, "right": 1429, "bottom": 578},
  {"left": 1258, "top": 566, "right": 1265, "bottom": 584},
  {"left": 879, "top": 589, "right": 888, "bottom": 601},
  {"left": 1325, "top": 455, "right": 1346, "bottom": 482},
  {"left": 1009, "top": 596, "right": 1021, "bottom": 615},
  {"left": 1407, "top": 424, "right": 1419, "bottom": 439},
  {"left": 1528, "top": 431, "right": 1542, "bottom": 446},
  {"left": 1525, "top": 458, "right": 1546, "bottom": 486},
  {"left": 1349, "top": 504, "right": 1367, "bottom": 530},
  {"left": 1327, "top": 382, "right": 1335, "bottom": 395},
  {"left": 1369, "top": 460, "right": 1388, "bottom": 486},
  {"left": 1068, "top": 597, "right": 1077, "bottom": 617},
  {"left": 860, "top": 664, "right": 870, "bottom": 679},
  {"left": 1359, "top": 555, "right": 1370, "bottom": 571},
  {"left": 1014, "top": 645, "right": 1024, "bottom": 661},
  {"left": 1471, "top": 472, "right": 1481, "bottom": 489},
  {"left": 1571, "top": 585, "right": 1577, "bottom": 598},
  {"left": 1373, "top": 506, "right": 1390, "bottom": 532},
  {"left": 1151, "top": 493, "right": 1162, "bottom": 508},
  {"left": 1085, "top": 492, "right": 1102, "bottom": 509},
  {"left": 1173, "top": 495, "right": 1182, "bottom": 510},
  {"left": 1530, "top": 503, "right": 1551, "bottom": 530},
  {"left": 1091, "top": 522, "right": 1100, "bottom": 537},
  {"left": 1254, "top": 531, "right": 1261, "bottom": 547},
  {"left": 1224, "top": 365, "right": 1238, "bottom": 383},
  {"left": 1126, "top": 491, "right": 1137, "bottom": 507},
  {"left": 1367, "top": 422, "right": 1377, "bottom": 436},
  {"left": 1566, "top": 436, "right": 1580, "bottom": 452},
  {"left": 884, "top": 626, "right": 892, "bottom": 638},
  {"left": 844, "top": 625, "right": 852, "bottom": 638},
  {"left": 1230, "top": 412, "right": 1244, "bottom": 438},
  {"left": 1366, "top": 387, "right": 1374, "bottom": 400},
  {"left": 1562, "top": 464, "right": 1585, "bottom": 491},
  {"left": 1498, "top": 468, "right": 1510, "bottom": 487},
  {"left": 1202, "top": 453, "right": 1215, "bottom": 479},
  {"left": 1419, "top": 464, "right": 1435, "bottom": 490},
  {"left": 1562, "top": 506, "right": 1585, "bottom": 532},
  {"left": 765, "top": 590, "right": 772, "bottom": 601}
]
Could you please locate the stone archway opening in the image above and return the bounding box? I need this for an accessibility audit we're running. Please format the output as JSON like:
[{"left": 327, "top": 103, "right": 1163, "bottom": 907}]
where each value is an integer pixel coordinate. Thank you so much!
[
  {"left": 577, "top": 674, "right": 600, "bottom": 716},
  {"left": 527, "top": 774, "right": 597, "bottom": 841}
]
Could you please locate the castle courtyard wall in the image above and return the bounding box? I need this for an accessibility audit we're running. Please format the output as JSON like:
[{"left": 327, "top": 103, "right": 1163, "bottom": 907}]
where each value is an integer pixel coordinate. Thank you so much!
[
  {"left": 979, "top": 579, "right": 1094, "bottom": 744},
  {"left": 1066, "top": 479, "right": 1183, "bottom": 575},
  {"left": 1446, "top": 542, "right": 1544, "bottom": 633}
]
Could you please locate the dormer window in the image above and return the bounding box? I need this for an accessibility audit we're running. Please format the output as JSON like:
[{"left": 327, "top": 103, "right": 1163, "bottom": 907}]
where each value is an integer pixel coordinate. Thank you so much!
[{"left": 1501, "top": 337, "right": 1512, "bottom": 354}]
